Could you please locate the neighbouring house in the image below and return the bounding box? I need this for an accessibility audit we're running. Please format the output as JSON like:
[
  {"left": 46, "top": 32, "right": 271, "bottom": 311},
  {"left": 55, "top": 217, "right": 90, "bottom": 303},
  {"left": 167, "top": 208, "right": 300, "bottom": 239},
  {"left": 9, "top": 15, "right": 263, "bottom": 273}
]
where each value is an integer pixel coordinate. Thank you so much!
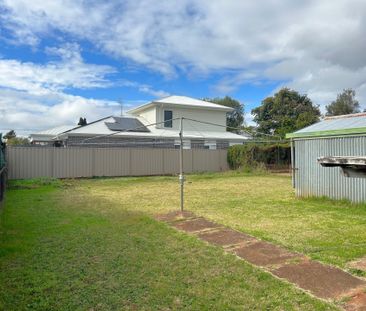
[
  {"left": 286, "top": 113, "right": 366, "bottom": 203},
  {"left": 30, "top": 125, "right": 77, "bottom": 145},
  {"left": 52, "top": 96, "right": 250, "bottom": 149}
]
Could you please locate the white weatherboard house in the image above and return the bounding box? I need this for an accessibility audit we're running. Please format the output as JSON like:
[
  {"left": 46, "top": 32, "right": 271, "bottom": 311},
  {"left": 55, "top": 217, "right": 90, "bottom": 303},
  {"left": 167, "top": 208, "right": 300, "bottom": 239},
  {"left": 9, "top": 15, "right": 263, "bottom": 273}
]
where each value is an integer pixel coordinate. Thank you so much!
[{"left": 53, "top": 96, "right": 249, "bottom": 149}]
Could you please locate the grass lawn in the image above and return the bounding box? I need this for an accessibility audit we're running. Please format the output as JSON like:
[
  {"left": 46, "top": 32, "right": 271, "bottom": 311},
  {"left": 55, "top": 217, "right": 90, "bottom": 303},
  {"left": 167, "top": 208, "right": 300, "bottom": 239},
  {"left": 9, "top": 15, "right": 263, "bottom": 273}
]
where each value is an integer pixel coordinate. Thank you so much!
[
  {"left": 0, "top": 176, "right": 338, "bottom": 310},
  {"left": 76, "top": 172, "right": 366, "bottom": 271}
]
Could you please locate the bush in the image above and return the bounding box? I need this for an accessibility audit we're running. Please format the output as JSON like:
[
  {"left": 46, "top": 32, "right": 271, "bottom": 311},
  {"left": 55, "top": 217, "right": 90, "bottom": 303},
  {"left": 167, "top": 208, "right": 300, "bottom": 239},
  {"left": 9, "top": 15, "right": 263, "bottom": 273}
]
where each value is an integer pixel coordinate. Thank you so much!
[
  {"left": 0, "top": 134, "right": 5, "bottom": 169},
  {"left": 227, "top": 142, "right": 291, "bottom": 170}
]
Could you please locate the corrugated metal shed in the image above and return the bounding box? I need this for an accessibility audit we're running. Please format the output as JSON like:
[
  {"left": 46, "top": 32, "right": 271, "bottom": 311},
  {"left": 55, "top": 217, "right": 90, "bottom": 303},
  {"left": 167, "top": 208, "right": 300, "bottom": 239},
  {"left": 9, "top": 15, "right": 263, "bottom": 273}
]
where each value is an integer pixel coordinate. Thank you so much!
[{"left": 287, "top": 113, "right": 366, "bottom": 203}]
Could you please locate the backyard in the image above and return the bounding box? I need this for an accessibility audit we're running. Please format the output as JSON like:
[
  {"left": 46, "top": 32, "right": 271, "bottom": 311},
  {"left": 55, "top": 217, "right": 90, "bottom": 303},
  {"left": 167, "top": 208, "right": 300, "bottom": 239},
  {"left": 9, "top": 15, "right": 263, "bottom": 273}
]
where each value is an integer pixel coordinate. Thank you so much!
[{"left": 1, "top": 172, "right": 366, "bottom": 310}]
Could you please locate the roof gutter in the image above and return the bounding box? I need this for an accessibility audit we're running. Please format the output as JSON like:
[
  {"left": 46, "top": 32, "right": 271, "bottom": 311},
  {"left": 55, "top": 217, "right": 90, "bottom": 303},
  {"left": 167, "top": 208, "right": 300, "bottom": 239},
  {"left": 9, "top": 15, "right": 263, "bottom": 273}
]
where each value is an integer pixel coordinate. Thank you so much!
[{"left": 286, "top": 126, "right": 366, "bottom": 139}]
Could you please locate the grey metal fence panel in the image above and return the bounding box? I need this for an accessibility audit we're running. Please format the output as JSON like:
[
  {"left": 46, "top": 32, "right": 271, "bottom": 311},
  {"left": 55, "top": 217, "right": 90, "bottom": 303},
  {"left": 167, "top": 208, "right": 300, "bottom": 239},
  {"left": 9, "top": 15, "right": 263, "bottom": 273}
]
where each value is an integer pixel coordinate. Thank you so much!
[
  {"left": 130, "top": 148, "right": 164, "bottom": 176},
  {"left": 7, "top": 147, "right": 229, "bottom": 179},
  {"left": 93, "top": 148, "right": 130, "bottom": 177},
  {"left": 53, "top": 148, "right": 93, "bottom": 178},
  {"left": 7, "top": 147, "right": 52, "bottom": 179},
  {"left": 294, "top": 136, "right": 366, "bottom": 203}
]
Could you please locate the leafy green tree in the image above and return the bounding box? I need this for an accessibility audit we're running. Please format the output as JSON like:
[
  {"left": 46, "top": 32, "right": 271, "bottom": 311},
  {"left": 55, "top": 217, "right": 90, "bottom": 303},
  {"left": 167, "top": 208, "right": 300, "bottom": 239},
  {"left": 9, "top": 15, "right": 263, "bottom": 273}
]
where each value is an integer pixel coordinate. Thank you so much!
[
  {"left": 78, "top": 117, "right": 87, "bottom": 126},
  {"left": 252, "top": 88, "right": 320, "bottom": 138},
  {"left": 325, "top": 89, "right": 360, "bottom": 116},
  {"left": 4, "top": 130, "right": 16, "bottom": 140},
  {"left": 204, "top": 96, "right": 244, "bottom": 133},
  {"left": 6, "top": 137, "right": 30, "bottom": 146},
  {"left": 3, "top": 130, "right": 30, "bottom": 145}
]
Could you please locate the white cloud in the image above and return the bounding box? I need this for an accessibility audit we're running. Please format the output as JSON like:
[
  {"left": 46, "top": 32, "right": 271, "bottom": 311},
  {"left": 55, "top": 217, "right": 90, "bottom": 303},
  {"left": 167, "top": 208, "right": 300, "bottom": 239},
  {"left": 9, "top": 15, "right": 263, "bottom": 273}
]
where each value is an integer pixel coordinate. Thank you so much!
[
  {"left": 0, "top": 42, "right": 169, "bottom": 134},
  {"left": 119, "top": 80, "right": 170, "bottom": 98},
  {"left": 0, "top": 88, "right": 120, "bottom": 135},
  {"left": 1, "top": 0, "right": 366, "bottom": 112},
  {"left": 0, "top": 43, "right": 116, "bottom": 95}
]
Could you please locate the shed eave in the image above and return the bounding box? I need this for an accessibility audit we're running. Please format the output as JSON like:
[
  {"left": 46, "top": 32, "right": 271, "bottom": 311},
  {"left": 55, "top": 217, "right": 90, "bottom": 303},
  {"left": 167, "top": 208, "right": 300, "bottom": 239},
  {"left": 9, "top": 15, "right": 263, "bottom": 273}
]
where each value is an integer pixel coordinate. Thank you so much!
[{"left": 286, "top": 127, "right": 366, "bottom": 139}]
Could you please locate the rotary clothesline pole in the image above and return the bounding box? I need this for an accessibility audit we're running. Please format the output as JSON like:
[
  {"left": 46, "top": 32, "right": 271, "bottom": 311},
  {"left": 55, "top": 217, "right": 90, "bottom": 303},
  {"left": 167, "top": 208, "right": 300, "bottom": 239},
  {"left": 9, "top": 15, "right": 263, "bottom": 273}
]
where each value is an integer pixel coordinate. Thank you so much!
[{"left": 179, "top": 117, "right": 184, "bottom": 212}]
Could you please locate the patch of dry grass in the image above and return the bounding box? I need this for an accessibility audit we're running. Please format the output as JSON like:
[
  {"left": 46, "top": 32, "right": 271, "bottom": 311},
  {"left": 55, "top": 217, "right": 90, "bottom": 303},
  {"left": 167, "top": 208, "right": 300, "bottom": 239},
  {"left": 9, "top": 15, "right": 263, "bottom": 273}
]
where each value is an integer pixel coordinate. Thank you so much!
[{"left": 75, "top": 172, "right": 366, "bottom": 269}]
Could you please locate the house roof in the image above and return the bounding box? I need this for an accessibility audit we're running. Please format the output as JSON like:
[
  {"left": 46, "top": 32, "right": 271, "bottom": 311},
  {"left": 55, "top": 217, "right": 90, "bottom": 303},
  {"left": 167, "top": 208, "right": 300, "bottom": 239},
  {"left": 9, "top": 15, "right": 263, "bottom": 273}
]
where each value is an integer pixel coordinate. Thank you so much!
[
  {"left": 105, "top": 116, "right": 150, "bottom": 132},
  {"left": 31, "top": 125, "right": 76, "bottom": 136},
  {"left": 30, "top": 125, "right": 77, "bottom": 141},
  {"left": 57, "top": 116, "right": 248, "bottom": 142},
  {"left": 128, "top": 95, "right": 234, "bottom": 114},
  {"left": 286, "top": 113, "right": 366, "bottom": 139}
]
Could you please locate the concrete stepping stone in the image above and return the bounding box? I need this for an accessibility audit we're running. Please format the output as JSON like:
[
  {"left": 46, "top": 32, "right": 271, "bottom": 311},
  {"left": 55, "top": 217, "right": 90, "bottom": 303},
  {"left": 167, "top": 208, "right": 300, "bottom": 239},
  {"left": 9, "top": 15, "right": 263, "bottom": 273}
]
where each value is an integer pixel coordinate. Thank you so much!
[
  {"left": 198, "top": 228, "right": 256, "bottom": 247},
  {"left": 233, "top": 240, "right": 303, "bottom": 267},
  {"left": 172, "top": 217, "right": 221, "bottom": 233},
  {"left": 156, "top": 210, "right": 366, "bottom": 309},
  {"left": 273, "top": 260, "right": 366, "bottom": 300}
]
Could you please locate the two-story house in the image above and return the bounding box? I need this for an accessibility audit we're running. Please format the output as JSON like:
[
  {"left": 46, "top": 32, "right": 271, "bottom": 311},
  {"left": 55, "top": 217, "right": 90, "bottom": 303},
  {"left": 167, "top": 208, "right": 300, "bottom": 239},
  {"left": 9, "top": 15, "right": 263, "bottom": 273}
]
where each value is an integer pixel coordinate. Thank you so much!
[{"left": 49, "top": 95, "right": 250, "bottom": 149}]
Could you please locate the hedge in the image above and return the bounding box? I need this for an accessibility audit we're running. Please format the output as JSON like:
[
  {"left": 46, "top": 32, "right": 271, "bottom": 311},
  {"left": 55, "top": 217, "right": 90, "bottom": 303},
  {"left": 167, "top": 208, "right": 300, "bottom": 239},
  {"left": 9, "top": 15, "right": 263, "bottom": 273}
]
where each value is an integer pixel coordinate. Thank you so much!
[{"left": 227, "top": 142, "right": 291, "bottom": 170}]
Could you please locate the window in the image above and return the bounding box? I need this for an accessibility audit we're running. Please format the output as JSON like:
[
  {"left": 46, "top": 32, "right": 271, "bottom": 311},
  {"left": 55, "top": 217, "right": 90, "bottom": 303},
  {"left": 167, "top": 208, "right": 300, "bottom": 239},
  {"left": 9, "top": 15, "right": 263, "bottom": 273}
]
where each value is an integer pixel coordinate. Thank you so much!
[
  {"left": 204, "top": 140, "right": 216, "bottom": 150},
  {"left": 164, "top": 110, "right": 173, "bottom": 128},
  {"left": 174, "top": 139, "right": 191, "bottom": 149}
]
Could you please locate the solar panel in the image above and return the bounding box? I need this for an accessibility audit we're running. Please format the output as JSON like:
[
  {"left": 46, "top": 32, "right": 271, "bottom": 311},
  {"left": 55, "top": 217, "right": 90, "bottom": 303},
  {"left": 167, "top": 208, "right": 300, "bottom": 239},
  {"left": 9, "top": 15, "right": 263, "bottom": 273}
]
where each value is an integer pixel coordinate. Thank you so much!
[{"left": 105, "top": 117, "right": 150, "bottom": 132}]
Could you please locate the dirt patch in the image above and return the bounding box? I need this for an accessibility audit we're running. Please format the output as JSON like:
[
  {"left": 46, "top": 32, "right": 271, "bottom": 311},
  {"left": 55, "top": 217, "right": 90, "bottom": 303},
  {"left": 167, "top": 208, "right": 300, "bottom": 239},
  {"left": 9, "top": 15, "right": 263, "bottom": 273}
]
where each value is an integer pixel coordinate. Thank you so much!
[
  {"left": 155, "top": 210, "right": 196, "bottom": 222},
  {"left": 172, "top": 218, "right": 221, "bottom": 233},
  {"left": 348, "top": 257, "right": 366, "bottom": 272},
  {"left": 344, "top": 291, "right": 366, "bottom": 311},
  {"left": 234, "top": 241, "right": 302, "bottom": 267},
  {"left": 273, "top": 260, "right": 366, "bottom": 300},
  {"left": 198, "top": 228, "right": 256, "bottom": 247}
]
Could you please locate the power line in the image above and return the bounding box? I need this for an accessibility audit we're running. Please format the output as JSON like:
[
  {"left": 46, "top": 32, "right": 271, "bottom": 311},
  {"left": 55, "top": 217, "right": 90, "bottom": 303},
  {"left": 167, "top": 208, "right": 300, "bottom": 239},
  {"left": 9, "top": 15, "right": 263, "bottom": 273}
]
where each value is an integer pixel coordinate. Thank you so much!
[
  {"left": 183, "top": 117, "right": 283, "bottom": 139},
  {"left": 80, "top": 116, "right": 285, "bottom": 146},
  {"left": 81, "top": 117, "right": 181, "bottom": 144}
]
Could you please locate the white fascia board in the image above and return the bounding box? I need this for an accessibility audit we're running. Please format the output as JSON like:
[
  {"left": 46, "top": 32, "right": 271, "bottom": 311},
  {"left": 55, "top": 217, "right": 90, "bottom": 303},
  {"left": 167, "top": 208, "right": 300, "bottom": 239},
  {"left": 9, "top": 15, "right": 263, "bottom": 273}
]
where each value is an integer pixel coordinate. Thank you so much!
[{"left": 128, "top": 102, "right": 233, "bottom": 114}]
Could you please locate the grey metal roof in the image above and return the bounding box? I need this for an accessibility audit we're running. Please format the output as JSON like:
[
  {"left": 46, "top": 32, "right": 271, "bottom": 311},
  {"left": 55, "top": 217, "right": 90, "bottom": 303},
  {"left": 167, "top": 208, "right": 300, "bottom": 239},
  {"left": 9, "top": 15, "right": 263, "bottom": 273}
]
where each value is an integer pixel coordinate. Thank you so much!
[
  {"left": 105, "top": 116, "right": 150, "bottom": 132},
  {"left": 287, "top": 113, "right": 366, "bottom": 138}
]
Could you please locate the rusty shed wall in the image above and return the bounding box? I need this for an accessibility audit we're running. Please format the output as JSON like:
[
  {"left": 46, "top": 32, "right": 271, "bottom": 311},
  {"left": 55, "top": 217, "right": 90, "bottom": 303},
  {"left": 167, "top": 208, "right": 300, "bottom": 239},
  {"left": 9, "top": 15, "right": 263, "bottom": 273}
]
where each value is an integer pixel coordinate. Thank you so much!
[{"left": 294, "top": 136, "right": 366, "bottom": 203}]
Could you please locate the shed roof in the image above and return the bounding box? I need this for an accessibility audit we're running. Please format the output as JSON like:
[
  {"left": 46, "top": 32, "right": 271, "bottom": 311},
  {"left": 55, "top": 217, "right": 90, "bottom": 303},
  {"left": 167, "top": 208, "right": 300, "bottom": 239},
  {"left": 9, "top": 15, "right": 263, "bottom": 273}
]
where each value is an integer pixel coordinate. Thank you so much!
[{"left": 286, "top": 113, "right": 366, "bottom": 139}]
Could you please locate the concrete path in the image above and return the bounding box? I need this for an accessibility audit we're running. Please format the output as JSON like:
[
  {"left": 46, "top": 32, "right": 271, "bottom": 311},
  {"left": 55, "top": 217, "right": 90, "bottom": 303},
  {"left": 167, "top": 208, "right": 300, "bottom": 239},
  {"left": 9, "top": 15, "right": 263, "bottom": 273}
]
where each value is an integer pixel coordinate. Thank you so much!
[{"left": 155, "top": 211, "right": 366, "bottom": 311}]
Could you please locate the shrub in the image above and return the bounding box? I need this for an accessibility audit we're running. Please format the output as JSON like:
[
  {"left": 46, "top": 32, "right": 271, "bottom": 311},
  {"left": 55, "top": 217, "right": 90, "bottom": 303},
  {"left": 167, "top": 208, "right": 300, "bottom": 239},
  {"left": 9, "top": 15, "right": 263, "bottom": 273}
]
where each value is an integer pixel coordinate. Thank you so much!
[{"left": 227, "top": 142, "right": 291, "bottom": 170}]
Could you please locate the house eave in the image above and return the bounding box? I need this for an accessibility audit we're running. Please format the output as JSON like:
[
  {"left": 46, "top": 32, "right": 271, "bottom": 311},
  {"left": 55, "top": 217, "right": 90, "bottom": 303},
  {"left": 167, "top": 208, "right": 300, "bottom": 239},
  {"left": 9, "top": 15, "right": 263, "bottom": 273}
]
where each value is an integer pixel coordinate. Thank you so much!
[{"left": 128, "top": 101, "right": 233, "bottom": 115}]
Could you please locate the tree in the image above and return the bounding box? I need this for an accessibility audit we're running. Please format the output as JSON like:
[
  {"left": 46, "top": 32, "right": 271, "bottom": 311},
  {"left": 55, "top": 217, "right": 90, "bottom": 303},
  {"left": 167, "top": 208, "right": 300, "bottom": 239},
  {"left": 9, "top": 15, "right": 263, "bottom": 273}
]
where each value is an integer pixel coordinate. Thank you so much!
[
  {"left": 325, "top": 89, "right": 360, "bottom": 116},
  {"left": 252, "top": 88, "right": 320, "bottom": 138},
  {"left": 3, "top": 130, "right": 30, "bottom": 145},
  {"left": 6, "top": 137, "right": 30, "bottom": 146},
  {"left": 78, "top": 117, "right": 87, "bottom": 126},
  {"left": 4, "top": 130, "right": 16, "bottom": 140},
  {"left": 204, "top": 96, "right": 244, "bottom": 133}
]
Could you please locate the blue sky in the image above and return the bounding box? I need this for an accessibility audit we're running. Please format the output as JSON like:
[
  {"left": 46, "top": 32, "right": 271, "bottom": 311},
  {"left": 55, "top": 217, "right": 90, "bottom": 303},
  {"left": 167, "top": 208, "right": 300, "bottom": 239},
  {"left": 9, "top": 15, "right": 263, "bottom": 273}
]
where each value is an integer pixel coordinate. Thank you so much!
[{"left": 0, "top": 0, "right": 365, "bottom": 134}]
